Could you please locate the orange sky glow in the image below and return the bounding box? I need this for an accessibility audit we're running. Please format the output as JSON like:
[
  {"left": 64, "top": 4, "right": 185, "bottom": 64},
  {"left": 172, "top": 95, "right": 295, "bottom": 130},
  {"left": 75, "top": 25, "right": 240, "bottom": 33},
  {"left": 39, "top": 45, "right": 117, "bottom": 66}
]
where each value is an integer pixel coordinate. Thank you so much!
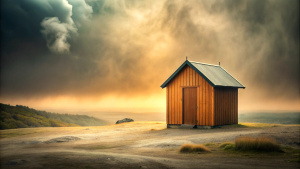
[{"left": 1, "top": 0, "right": 299, "bottom": 115}]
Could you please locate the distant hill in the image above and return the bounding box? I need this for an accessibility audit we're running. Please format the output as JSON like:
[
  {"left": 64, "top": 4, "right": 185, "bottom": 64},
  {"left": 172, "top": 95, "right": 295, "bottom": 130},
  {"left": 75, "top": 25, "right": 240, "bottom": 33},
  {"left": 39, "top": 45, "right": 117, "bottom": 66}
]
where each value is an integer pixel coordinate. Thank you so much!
[{"left": 0, "top": 103, "right": 108, "bottom": 130}]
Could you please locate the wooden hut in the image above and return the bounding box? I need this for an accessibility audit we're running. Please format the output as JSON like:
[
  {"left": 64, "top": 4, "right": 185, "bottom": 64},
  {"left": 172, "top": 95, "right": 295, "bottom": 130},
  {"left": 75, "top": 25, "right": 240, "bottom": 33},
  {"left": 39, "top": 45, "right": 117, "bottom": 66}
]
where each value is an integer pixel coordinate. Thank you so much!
[{"left": 160, "top": 60, "right": 245, "bottom": 128}]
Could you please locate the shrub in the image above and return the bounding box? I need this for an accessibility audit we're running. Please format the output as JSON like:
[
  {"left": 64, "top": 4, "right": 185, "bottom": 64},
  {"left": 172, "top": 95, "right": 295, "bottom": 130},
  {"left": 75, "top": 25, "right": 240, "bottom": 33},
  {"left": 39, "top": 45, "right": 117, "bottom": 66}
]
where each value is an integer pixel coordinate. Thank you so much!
[
  {"left": 235, "top": 137, "right": 282, "bottom": 152},
  {"left": 179, "top": 144, "right": 211, "bottom": 153}
]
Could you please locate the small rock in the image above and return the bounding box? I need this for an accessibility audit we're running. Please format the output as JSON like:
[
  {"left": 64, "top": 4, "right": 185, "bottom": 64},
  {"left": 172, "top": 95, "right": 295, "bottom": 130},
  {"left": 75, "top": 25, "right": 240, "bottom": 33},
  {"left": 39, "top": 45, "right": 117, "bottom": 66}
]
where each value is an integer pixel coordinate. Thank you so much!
[
  {"left": 115, "top": 118, "right": 134, "bottom": 124},
  {"left": 5, "top": 161, "right": 18, "bottom": 165}
]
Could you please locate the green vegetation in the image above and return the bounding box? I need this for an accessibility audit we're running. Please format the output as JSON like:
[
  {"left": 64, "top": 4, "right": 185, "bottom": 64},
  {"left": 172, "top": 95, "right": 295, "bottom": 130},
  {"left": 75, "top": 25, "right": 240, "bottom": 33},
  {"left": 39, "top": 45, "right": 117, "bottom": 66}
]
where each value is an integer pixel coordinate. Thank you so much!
[
  {"left": 0, "top": 103, "right": 107, "bottom": 130},
  {"left": 235, "top": 137, "right": 282, "bottom": 152},
  {"left": 221, "top": 124, "right": 248, "bottom": 128},
  {"left": 203, "top": 143, "right": 216, "bottom": 147},
  {"left": 217, "top": 141, "right": 299, "bottom": 163},
  {"left": 219, "top": 142, "right": 235, "bottom": 151},
  {"left": 179, "top": 144, "right": 211, "bottom": 153}
]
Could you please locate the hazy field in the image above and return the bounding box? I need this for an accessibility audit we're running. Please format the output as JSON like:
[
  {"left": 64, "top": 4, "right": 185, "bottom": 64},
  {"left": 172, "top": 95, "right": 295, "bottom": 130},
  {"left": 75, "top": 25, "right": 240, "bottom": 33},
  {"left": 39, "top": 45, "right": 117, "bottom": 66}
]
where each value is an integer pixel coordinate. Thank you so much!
[
  {"left": 0, "top": 122, "right": 299, "bottom": 169},
  {"left": 49, "top": 110, "right": 300, "bottom": 125},
  {"left": 239, "top": 112, "right": 300, "bottom": 124}
]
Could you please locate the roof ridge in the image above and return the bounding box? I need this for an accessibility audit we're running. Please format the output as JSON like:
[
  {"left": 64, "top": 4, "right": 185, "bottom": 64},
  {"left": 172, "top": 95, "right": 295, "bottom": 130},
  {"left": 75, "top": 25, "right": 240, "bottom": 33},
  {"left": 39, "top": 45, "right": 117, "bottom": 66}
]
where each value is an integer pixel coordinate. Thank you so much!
[{"left": 188, "top": 60, "right": 219, "bottom": 67}]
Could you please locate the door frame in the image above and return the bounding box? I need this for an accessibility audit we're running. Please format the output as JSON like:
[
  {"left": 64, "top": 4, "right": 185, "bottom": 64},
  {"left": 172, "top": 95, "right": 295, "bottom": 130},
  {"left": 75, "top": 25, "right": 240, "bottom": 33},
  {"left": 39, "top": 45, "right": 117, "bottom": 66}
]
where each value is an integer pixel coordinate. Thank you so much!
[{"left": 182, "top": 87, "right": 198, "bottom": 125}]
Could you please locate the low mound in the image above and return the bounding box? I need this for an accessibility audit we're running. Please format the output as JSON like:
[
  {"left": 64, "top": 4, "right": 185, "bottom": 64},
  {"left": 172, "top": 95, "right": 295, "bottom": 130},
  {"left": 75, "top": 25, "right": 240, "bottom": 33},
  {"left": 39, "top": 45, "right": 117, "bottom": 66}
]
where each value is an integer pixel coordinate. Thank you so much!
[
  {"left": 179, "top": 144, "right": 210, "bottom": 153},
  {"left": 44, "top": 136, "right": 81, "bottom": 143}
]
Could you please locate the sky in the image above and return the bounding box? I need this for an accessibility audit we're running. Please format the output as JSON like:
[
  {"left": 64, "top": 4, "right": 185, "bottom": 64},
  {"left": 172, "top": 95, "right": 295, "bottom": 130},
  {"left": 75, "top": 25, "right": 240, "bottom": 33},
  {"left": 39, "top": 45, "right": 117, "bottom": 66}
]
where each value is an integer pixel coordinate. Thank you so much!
[{"left": 1, "top": 0, "right": 299, "bottom": 114}]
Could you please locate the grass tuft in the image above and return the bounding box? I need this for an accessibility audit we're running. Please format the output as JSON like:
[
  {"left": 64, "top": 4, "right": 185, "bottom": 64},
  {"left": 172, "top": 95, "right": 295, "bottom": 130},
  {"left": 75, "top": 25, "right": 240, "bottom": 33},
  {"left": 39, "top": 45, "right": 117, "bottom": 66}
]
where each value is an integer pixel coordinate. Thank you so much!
[
  {"left": 235, "top": 137, "right": 282, "bottom": 152},
  {"left": 219, "top": 142, "right": 235, "bottom": 151},
  {"left": 179, "top": 144, "right": 211, "bottom": 153},
  {"left": 204, "top": 143, "right": 216, "bottom": 147}
]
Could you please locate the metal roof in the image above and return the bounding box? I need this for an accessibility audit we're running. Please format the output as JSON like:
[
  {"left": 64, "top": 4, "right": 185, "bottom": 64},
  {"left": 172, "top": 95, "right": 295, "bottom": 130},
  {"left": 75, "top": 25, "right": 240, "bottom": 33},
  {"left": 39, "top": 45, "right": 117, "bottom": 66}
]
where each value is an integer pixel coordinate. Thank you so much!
[{"left": 160, "top": 60, "right": 245, "bottom": 89}]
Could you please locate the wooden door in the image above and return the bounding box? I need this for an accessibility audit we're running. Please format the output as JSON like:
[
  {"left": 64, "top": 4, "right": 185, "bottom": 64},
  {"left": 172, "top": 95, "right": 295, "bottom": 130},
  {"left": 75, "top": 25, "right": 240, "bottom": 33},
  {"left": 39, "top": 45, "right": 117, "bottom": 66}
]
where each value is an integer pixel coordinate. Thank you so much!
[{"left": 183, "top": 87, "right": 197, "bottom": 125}]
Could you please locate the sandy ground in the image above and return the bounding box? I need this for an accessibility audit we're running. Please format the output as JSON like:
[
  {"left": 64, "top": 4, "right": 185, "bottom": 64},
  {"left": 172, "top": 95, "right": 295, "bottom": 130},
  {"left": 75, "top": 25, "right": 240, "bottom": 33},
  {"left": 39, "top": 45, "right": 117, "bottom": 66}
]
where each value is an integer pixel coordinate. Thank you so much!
[{"left": 0, "top": 122, "right": 299, "bottom": 169}]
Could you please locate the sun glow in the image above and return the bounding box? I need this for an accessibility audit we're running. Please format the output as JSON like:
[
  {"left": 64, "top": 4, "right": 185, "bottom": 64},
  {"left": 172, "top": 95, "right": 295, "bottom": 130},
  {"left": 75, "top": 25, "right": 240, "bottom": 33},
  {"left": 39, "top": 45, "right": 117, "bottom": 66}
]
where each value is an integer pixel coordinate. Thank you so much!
[{"left": 3, "top": 93, "right": 166, "bottom": 113}]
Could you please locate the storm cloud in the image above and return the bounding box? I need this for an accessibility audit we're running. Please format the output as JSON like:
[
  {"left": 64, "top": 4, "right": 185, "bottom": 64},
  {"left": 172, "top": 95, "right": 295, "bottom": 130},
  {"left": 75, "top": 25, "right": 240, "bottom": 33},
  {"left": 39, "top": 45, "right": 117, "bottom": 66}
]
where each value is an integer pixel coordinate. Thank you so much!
[
  {"left": 1, "top": 0, "right": 299, "bottom": 111},
  {"left": 41, "top": 17, "right": 75, "bottom": 54}
]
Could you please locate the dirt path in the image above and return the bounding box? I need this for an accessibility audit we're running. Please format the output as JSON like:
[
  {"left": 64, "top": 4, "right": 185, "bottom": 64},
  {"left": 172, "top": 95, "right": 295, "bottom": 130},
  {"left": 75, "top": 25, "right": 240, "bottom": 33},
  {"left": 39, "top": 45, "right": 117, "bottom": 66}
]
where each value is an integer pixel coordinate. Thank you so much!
[{"left": 0, "top": 122, "right": 299, "bottom": 169}]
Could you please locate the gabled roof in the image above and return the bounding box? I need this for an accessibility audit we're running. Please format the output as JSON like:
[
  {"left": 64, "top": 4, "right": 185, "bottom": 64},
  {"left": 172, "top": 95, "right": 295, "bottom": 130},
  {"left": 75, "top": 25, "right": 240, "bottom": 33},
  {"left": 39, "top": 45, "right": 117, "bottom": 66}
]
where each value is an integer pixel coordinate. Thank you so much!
[{"left": 160, "top": 60, "right": 245, "bottom": 89}]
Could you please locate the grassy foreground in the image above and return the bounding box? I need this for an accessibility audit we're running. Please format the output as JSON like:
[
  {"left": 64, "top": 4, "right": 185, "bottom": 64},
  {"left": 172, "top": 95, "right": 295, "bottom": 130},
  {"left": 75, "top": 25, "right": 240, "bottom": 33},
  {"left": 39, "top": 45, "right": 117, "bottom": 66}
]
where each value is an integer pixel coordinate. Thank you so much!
[{"left": 0, "top": 122, "right": 299, "bottom": 169}]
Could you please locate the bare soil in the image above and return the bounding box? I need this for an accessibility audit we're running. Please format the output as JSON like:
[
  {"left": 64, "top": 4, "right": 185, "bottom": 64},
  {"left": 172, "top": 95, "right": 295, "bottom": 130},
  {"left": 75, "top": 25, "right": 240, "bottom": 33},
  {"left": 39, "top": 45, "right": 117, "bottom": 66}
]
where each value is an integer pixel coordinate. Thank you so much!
[{"left": 0, "top": 122, "right": 299, "bottom": 169}]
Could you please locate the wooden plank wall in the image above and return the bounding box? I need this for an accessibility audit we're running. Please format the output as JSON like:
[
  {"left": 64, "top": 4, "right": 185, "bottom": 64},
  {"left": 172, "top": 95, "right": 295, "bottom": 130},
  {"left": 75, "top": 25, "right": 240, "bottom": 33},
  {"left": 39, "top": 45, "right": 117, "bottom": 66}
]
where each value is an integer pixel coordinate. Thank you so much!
[
  {"left": 166, "top": 65, "right": 214, "bottom": 126},
  {"left": 214, "top": 88, "right": 238, "bottom": 126}
]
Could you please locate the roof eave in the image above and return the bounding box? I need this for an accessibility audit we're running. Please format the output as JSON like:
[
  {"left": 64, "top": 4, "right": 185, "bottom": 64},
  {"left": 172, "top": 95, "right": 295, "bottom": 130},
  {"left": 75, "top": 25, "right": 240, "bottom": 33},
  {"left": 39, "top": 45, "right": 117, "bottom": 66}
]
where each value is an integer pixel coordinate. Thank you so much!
[
  {"left": 214, "top": 85, "right": 246, "bottom": 89},
  {"left": 219, "top": 66, "right": 246, "bottom": 88},
  {"left": 160, "top": 60, "right": 189, "bottom": 88}
]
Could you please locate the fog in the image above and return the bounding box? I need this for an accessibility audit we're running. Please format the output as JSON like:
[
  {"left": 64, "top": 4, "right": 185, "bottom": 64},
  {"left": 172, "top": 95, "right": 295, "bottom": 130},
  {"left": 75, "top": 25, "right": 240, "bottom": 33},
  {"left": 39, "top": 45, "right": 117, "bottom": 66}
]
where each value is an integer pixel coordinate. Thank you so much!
[{"left": 1, "top": 0, "right": 299, "bottom": 113}]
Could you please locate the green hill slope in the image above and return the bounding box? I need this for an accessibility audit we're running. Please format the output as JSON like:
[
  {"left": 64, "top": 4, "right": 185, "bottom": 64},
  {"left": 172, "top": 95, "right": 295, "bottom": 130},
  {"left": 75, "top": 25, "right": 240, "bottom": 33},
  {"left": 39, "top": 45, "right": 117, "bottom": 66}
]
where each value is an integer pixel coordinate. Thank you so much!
[{"left": 0, "top": 103, "right": 107, "bottom": 130}]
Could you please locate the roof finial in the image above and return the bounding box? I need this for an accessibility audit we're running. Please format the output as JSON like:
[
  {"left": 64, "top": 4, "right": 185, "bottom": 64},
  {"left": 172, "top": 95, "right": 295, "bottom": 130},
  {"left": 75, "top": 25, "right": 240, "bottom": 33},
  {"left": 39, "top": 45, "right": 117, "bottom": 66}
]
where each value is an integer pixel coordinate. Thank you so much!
[
  {"left": 219, "top": 62, "right": 220, "bottom": 66},
  {"left": 186, "top": 56, "right": 188, "bottom": 60}
]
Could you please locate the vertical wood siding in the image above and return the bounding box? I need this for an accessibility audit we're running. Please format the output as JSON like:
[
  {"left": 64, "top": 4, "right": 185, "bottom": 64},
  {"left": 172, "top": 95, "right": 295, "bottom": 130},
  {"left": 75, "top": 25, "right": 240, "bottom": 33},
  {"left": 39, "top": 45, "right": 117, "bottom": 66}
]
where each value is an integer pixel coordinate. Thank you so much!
[
  {"left": 166, "top": 65, "right": 214, "bottom": 126},
  {"left": 214, "top": 87, "right": 238, "bottom": 126}
]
